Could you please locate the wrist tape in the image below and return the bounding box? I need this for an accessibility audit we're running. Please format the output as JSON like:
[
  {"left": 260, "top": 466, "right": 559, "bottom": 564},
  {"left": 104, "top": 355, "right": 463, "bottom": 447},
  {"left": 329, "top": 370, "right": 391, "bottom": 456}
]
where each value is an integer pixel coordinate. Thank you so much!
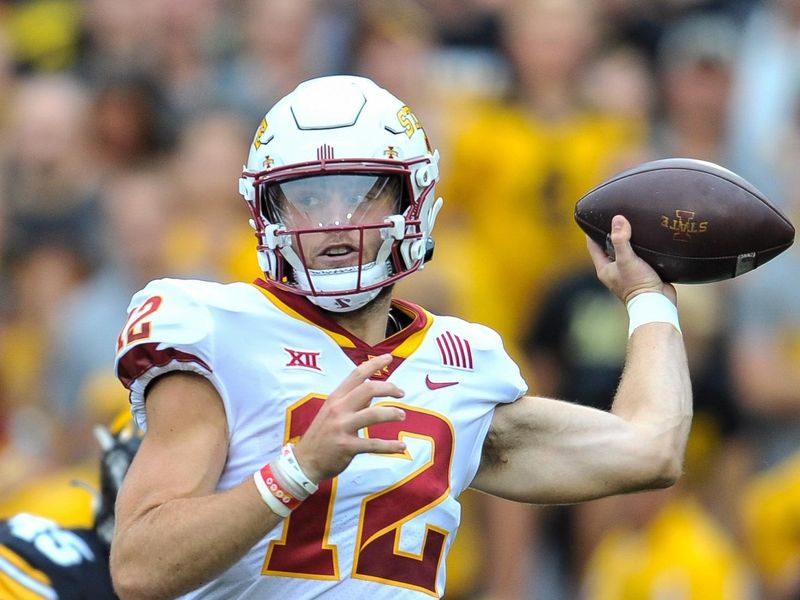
[{"left": 626, "top": 292, "right": 681, "bottom": 337}]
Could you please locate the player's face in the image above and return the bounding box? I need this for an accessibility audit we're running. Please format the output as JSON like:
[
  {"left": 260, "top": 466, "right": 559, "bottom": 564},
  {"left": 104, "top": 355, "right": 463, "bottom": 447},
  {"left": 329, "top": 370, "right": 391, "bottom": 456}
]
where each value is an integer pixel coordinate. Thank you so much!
[{"left": 267, "top": 174, "right": 402, "bottom": 269}]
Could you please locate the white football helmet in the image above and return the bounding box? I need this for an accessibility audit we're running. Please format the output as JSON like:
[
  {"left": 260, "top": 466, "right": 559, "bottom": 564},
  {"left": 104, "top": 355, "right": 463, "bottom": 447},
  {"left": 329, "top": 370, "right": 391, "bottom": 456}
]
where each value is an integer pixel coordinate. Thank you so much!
[{"left": 239, "top": 75, "right": 443, "bottom": 312}]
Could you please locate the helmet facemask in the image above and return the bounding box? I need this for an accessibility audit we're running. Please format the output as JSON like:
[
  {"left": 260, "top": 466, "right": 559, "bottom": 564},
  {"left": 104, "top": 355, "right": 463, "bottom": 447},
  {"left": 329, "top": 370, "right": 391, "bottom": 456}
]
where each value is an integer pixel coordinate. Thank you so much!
[{"left": 247, "top": 157, "right": 440, "bottom": 312}]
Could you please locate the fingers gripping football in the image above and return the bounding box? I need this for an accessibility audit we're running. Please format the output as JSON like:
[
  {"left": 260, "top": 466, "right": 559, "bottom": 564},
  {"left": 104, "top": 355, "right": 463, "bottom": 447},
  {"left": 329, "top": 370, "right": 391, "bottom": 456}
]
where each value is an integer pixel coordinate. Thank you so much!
[
  {"left": 293, "top": 354, "right": 406, "bottom": 483},
  {"left": 587, "top": 215, "right": 677, "bottom": 305}
]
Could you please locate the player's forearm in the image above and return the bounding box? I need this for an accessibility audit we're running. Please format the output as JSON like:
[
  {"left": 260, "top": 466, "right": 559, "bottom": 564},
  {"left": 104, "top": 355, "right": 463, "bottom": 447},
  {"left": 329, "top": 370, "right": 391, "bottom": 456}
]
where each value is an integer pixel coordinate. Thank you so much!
[
  {"left": 111, "top": 478, "right": 282, "bottom": 600},
  {"left": 611, "top": 322, "right": 692, "bottom": 485}
]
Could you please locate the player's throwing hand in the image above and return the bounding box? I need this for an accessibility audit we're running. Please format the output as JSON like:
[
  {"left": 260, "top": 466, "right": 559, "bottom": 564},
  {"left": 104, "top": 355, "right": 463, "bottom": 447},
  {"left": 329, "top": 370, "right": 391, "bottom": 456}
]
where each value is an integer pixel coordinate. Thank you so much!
[
  {"left": 586, "top": 215, "right": 677, "bottom": 305},
  {"left": 293, "top": 354, "right": 407, "bottom": 483}
]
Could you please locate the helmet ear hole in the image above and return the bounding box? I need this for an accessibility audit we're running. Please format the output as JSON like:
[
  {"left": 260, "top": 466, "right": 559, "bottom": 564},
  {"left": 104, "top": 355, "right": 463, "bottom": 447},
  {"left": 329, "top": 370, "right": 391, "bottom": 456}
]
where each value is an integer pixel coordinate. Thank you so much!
[{"left": 424, "top": 237, "right": 435, "bottom": 263}]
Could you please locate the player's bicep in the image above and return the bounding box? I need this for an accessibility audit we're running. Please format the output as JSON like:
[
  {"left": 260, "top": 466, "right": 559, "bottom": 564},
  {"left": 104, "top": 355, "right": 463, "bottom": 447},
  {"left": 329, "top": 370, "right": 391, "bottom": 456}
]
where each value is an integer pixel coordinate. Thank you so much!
[
  {"left": 115, "top": 372, "right": 229, "bottom": 527},
  {"left": 471, "top": 395, "right": 666, "bottom": 503}
]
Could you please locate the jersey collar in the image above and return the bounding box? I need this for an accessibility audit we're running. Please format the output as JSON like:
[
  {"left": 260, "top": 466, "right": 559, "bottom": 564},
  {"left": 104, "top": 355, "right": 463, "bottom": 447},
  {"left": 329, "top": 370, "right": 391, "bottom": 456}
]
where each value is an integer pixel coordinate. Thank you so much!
[{"left": 252, "top": 279, "right": 433, "bottom": 362}]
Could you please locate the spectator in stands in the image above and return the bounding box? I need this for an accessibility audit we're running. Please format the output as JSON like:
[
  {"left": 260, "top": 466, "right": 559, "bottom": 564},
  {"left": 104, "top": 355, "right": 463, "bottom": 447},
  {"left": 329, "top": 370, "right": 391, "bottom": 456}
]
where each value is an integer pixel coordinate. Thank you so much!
[
  {"left": 440, "top": 0, "right": 645, "bottom": 344},
  {"left": 727, "top": 0, "right": 800, "bottom": 204},
  {"left": 651, "top": 13, "right": 739, "bottom": 162},
  {"left": 741, "top": 450, "right": 800, "bottom": 599},
  {"left": 212, "top": 0, "right": 340, "bottom": 121},
  {"left": 166, "top": 111, "right": 260, "bottom": 283},
  {"left": 88, "top": 73, "right": 176, "bottom": 180},
  {"left": 3, "top": 74, "right": 102, "bottom": 266},
  {"left": 46, "top": 168, "right": 175, "bottom": 459}
]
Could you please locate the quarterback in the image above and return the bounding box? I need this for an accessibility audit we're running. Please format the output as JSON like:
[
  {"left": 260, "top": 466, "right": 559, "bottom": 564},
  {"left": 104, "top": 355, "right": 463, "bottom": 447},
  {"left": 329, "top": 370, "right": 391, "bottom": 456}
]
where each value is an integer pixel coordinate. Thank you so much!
[{"left": 111, "top": 76, "right": 691, "bottom": 599}]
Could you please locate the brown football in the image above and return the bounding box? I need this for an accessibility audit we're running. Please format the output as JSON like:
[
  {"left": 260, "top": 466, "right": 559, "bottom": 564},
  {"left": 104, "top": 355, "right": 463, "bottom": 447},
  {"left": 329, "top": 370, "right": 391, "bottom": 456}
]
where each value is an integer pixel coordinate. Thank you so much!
[{"left": 574, "top": 158, "right": 795, "bottom": 283}]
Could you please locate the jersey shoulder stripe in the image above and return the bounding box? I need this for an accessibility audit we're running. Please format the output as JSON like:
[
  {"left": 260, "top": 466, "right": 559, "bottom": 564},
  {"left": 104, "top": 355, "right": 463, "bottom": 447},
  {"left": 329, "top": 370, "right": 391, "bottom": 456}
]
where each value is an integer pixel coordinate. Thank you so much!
[
  {"left": 117, "top": 343, "right": 212, "bottom": 390},
  {"left": 116, "top": 278, "right": 276, "bottom": 431}
]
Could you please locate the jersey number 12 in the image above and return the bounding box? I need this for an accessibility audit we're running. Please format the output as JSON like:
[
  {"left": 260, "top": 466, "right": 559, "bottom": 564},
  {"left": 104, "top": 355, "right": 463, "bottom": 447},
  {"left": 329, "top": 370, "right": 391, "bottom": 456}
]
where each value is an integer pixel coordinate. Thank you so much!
[{"left": 262, "top": 394, "right": 454, "bottom": 597}]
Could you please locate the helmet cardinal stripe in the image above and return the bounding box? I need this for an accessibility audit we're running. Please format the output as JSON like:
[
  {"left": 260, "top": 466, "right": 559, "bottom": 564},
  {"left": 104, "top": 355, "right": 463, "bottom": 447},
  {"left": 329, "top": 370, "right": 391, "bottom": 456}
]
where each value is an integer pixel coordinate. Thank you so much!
[{"left": 316, "top": 144, "right": 335, "bottom": 161}]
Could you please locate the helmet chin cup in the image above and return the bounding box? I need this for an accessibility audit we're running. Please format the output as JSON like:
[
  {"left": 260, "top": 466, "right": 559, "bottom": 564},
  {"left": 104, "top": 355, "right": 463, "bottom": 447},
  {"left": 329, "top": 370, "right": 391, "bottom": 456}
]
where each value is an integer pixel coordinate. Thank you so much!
[
  {"left": 307, "top": 289, "right": 382, "bottom": 312},
  {"left": 294, "top": 261, "right": 389, "bottom": 312}
]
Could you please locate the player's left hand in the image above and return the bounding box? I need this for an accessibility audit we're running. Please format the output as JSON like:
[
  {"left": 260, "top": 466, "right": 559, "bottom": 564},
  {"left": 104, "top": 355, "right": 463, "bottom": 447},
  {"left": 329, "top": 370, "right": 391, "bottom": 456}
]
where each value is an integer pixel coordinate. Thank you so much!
[
  {"left": 587, "top": 215, "right": 677, "bottom": 305},
  {"left": 292, "top": 354, "right": 407, "bottom": 483}
]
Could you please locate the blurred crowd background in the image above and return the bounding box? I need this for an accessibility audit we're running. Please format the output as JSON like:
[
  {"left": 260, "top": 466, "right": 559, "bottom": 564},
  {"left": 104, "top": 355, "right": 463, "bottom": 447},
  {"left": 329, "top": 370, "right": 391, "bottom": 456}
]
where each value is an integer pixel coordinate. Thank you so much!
[{"left": 0, "top": 0, "right": 798, "bottom": 598}]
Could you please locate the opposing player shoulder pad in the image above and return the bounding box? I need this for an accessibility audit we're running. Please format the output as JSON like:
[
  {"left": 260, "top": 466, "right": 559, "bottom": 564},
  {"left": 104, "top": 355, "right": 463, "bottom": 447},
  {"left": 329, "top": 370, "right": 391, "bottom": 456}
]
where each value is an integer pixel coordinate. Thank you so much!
[
  {"left": 0, "top": 513, "right": 113, "bottom": 599},
  {"left": 0, "top": 530, "right": 58, "bottom": 599},
  {"left": 115, "top": 278, "right": 218, "bottom": 430}
]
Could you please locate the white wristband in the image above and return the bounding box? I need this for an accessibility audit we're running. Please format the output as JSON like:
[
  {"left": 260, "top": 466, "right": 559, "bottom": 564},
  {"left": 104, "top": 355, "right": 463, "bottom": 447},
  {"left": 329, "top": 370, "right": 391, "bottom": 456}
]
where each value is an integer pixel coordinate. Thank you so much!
[
  {"left": 276, "top": 443, "right": 319, "bottom": 497},
  {"left": 626, "top": 292, "right": 681, "bottom": 337}
]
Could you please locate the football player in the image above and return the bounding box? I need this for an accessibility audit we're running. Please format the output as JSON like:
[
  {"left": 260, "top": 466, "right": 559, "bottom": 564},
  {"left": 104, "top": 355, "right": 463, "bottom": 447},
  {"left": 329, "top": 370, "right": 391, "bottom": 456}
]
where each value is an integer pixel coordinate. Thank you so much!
[
  {"left": 111, "top": 75, "right": 691, "bottom": 599},
  {"left": 0, "top": 413, "right": 141, "bottom": 599}
]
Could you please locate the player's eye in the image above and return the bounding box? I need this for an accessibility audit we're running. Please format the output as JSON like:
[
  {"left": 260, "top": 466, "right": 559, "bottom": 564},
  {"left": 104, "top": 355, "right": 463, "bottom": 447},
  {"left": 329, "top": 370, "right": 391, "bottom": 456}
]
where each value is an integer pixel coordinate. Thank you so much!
[{"left": 298, "top": 195, "right": 323, "bottom": 209}]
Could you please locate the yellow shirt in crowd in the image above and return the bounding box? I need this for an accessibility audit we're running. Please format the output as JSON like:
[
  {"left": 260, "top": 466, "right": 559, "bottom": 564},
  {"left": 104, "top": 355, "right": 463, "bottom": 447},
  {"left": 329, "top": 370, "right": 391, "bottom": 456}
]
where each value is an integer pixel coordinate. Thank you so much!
[
  {"left": 583, "top": 497, "right": 754, "bottom": 600},
  {"left": 435, "top": 101, "right": 644, "bottom": 346}
]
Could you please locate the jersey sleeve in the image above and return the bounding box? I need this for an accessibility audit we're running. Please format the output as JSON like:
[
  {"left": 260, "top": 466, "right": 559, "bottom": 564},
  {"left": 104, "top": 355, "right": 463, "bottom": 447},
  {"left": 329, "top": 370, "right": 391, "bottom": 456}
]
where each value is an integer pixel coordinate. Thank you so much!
[
  {"left": 115, "top": 278, "right": 218, "bottom": 431},
  {"left": 466, "top": 320, "right": 528, "bottom": 403}
]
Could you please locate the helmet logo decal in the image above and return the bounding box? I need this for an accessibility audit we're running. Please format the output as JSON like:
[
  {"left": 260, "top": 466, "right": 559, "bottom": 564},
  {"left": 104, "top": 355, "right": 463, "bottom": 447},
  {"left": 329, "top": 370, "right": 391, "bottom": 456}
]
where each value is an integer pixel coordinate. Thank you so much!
[
  {"left": 384, "top": 146, "right": 399, "bottom": 159},
  {"left": 334, "top": 298, "right": 351, "bottom": 309},
  {"left": 316, "top": 144, "right": 335, "bottom": 160},
  {"left": 263, "top": 155, "right": 274, "bottom": 169},
  {"left": 252, "top": 117, "right": 268, "bottom": 150},
  {"left": 397, "top": 106, "right": 421, "bottom": 138},
  {"left": 397, "top": 105, "right": 432, "bottom": 151}
]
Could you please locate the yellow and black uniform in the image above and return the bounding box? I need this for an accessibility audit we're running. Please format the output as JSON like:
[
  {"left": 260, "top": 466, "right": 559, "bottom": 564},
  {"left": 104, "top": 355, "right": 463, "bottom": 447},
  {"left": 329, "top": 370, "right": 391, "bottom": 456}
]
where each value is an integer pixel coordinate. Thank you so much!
[
  {"left": 0, "top": 513, "right": 116, "bottom": 599},
  {"left": 0, "top": 412, "right": 141, "bottom": 599}
]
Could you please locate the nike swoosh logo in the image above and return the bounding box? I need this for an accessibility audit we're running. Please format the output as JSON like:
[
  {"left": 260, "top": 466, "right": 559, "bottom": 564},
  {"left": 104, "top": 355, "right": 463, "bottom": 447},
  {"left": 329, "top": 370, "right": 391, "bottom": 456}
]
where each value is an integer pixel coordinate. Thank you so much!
[{"left": 425, "top": 375, "right": 459, "bottom": 390}]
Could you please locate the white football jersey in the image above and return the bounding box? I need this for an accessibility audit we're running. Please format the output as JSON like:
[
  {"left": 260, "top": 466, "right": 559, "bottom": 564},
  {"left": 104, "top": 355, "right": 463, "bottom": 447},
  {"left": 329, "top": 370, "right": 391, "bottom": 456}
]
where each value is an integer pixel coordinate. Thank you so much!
[{"left": 115, "top": 278, "right": 527, "bottom": 599}]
